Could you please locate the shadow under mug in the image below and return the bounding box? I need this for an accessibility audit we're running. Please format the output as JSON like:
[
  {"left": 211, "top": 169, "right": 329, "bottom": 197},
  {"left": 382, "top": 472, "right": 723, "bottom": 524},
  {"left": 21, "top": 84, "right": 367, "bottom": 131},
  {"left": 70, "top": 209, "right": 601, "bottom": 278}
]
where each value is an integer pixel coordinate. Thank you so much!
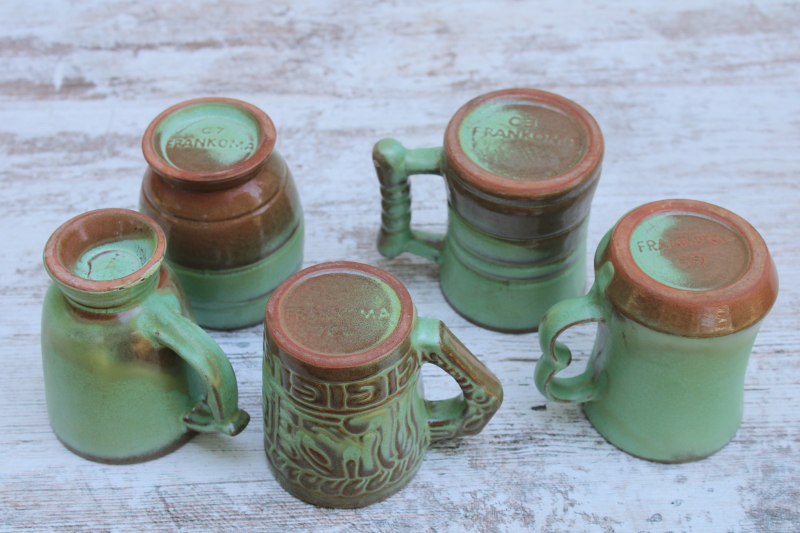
[
  {"left": 534, "top": 199, "right": 778, "bottom": 463},
  {"left": 263, "top": 261, "right": 503, "bottom": 508},
  {"left": 42, "top": 208, "right": 250, "bottom": 463},
  {"left": 373, "top": 88, "right": 603, "bottom": 332}
]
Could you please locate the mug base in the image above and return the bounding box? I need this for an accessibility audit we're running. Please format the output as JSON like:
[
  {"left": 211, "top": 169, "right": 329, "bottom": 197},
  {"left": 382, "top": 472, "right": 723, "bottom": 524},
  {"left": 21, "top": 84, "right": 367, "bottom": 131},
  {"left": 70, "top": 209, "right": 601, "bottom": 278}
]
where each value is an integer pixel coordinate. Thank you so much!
[
  {"left": 55, "top": 430, "right": 196, "bottom": 465},
  {"left": 582, "top": 404, "right": 738, "bottom": 464},
  {"left": 442, "top": 291, "right": 539, "bottom": 334},
  {"left": 264, "top": 454, "right": 422, "bottom": 509},
  {"left": 438, "top": 246, "right": 586, "bottom": 333}
]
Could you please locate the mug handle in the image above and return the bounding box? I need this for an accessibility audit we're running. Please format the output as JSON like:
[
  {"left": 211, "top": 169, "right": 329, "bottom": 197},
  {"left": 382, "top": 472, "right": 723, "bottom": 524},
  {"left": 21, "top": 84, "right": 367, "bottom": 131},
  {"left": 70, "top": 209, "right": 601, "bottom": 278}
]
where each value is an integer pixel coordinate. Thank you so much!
[
  {"left": 534, "top": 262, "right": 614, "bottom": 403},
  {"left": 413, "top": 317, "right": 503, "bottom": 441},
  {"left": 373, "top": 138, "right": 445, "bottom": 263},
  {"left": 141, "top": 293, "right": 250, "bottom": 436}
]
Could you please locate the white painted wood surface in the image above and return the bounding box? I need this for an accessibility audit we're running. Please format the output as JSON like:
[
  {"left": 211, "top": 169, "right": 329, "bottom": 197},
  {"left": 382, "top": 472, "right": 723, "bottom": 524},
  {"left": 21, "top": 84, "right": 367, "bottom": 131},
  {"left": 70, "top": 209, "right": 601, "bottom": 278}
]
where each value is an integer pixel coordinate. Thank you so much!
[{"left": 1, "top": 1, "right": 799, "bottom": 531}]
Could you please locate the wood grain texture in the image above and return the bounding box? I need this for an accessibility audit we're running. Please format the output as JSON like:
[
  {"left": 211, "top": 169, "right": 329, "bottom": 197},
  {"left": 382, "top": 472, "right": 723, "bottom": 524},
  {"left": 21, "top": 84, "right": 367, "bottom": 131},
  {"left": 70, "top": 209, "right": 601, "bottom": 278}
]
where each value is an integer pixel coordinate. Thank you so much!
[{"left": 1, "top": 0, "right": 799, "bottom": 531}]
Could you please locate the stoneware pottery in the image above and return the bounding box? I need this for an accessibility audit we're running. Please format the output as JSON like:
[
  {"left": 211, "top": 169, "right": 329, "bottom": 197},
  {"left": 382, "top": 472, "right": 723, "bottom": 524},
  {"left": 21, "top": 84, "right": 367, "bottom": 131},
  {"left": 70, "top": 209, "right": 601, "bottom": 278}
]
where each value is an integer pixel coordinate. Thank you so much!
[
  {"left": 373, "top": 88, "right": 603, "bottom": 332},
  {"left": 140, "top": 97, "right": 304, "bottom": 330},
  {"left": 262, "top": 261, "right": 503, "bottom": 508},
  {"left": 534, "top": 199, "right": 779, "bottom": 463},
  {"left": 41, "top": 209, "right": 250, "bottom": 464}
]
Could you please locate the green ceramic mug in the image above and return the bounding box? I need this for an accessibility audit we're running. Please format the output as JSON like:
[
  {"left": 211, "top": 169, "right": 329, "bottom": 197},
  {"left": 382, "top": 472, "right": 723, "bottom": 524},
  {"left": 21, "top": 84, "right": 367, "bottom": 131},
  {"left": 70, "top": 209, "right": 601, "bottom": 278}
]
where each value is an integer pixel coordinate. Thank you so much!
[
  {"left": 140, "top": 97, "right": 304, "bottom": 330},
  {"left": 534, "top": 199, "right": 778, "bottom": 463},
  {"left": 263, "top": 261, "right": 503, "bottom": 508},
  {"left": 374, "top": 88, "right": 603, "bottom": 332},
  {"left": 42, "top": 209, "right": 250, "bottom": 464}
]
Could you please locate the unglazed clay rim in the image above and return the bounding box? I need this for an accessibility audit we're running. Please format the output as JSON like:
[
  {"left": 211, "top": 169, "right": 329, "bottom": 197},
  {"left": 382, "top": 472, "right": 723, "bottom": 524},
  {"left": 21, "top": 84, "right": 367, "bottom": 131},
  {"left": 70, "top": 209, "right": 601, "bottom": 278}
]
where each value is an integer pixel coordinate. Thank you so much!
[
  {"left": 604, "top": 199, "right": 779, "bottom": 337},
  {"left": 265, "top": 261, "right": 414, "bottom": 369},
  {"left": 443, "top": 88, "right": 604, "bottom": 200},
  {"left": 43, "top": 208, "right": 166, "bottom": 293},
  {"left": 142, "top": 97, "right": 277, "bottom": 184}
]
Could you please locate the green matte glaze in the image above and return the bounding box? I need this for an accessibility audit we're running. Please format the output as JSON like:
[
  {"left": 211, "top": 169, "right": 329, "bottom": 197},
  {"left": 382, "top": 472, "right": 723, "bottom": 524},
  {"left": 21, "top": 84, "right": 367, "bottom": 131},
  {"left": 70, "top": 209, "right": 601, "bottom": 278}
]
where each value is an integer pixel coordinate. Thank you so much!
[
  {"left": 535, "top": 228, "right": 768, "bottom": 463},
  {"left": 439, "top": 210, "right": 588, "bottom": 332},
  {"left": 42, "top": 210, "right": 249, "bottom": 463},
  {"left": 263, "top": 262, "right": 503, "bottom": 508},
  {"left": 167, "top": 220, "right": 304, "bottom": 330}
]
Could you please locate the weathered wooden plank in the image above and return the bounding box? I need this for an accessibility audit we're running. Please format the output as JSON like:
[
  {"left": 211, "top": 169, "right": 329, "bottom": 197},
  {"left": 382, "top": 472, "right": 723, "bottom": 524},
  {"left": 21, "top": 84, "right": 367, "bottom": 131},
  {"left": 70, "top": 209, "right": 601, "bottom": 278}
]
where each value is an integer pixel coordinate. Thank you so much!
[{"left": 1, "top": 0, "right": 799, "bottom": 532}]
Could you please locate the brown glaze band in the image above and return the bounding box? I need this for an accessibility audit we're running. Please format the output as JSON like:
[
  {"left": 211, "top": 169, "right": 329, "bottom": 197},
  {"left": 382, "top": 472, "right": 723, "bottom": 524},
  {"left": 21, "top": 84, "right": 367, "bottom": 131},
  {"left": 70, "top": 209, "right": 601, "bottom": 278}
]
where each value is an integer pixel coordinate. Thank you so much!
[
  {"left": 56, "top": 430, "right": 195, "bottom": 465},
  {"left": 600, "top": 199, "right": 779, "bottom": 338},
  {"left": 445, "top": 169, "right": 601, "bottom": 239},
  {"left": 265, "top": 262, "right": 415, "bottom": 382},
  {"left": 142, "top": 97, "right": 277, "bottom": 189},
  {"left": 43, "top": 208, "right": 165, "bottom": 294},
  {"left": 141, "top": 153, "right": 301, "bottom": 269}
]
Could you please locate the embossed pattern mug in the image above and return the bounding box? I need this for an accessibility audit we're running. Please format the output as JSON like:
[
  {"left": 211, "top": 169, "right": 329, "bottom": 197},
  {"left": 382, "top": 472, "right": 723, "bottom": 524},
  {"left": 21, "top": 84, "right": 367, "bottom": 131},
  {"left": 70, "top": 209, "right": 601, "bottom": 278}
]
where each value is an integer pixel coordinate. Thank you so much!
[
  {"left": 373, "top": 88, "right": 603, "bottom": 332},
  {"left": 41, "top": 209, "right": 250, "bottom": 464},
  {"left": 262, "top": 261, "right": 503, "bottom": 508},
  {"left": 140, "top": 97, "right": 304, "bottom": 330},
  {"left": 534, "top": 199, "right": 778, "bottom": 462}
]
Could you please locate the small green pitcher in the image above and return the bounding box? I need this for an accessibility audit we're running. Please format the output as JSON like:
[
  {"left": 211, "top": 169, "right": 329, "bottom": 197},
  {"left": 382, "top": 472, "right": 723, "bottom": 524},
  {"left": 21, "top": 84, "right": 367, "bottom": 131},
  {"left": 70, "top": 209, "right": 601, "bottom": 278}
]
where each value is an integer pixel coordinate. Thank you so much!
[
  {"left": 263, "top": 262, "right": 503, "bottom": 508},
  {"left": 373, "top": 88, "right": 603, "bottom": 332},
  {"left": 42, "top": 209, "right": 250, "bottom": 463},
  {"left": 534, "top": 199, "right": 778, "bottom": 462}
]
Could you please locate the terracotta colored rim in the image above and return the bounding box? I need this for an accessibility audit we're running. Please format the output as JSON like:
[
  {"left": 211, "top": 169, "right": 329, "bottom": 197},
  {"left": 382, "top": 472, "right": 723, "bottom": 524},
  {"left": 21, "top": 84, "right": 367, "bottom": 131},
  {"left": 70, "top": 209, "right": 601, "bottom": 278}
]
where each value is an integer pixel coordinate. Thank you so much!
[
  {"left": 43, "top": 208, "right": 166, "bottom": 293},
  {"left": 604, "top": 199, "right": 779, "bottom": 337},
  {"left": 141, "top": 97, "right": 277, "bottom": 185},
  {"left": 265, "top": 261, "right": 414, "bottom": 369},
  {"left": 443, "top": 88, "right": 604, "bottom": 200}
]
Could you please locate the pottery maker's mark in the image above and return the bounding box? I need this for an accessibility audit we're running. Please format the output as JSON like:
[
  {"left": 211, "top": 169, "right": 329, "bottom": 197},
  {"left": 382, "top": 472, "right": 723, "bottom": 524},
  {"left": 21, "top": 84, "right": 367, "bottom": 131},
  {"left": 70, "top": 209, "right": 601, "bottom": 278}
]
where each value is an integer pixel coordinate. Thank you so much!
[
  {"left": 635, "top": 232, "right": 735, "bottom": 253},
  {"left": 166, "top": 135, "right": 255, "bottom": 153},
  {"left": 158, "top": 112, "right": 260, "bottom": 172},
  {"left": 630, "top": 213, "right": 749, "bottom": 291},
  {"left": 458, "top": 101, "right": 586, "bottom": 181},
  {"left": 473, "top": 127, "right": 578, "bottom": 146},
  {"left": 635, "top": 231, "right": 737, "bottom": 271},
  {"left": 472, "top": 115, "right": 578, "bottom": 147},
  {"left": 284, "top": 306, "right": 394, "bottom": 321},
  {"left": 284, "top": 306, "right": 393, "bottom": 338}
]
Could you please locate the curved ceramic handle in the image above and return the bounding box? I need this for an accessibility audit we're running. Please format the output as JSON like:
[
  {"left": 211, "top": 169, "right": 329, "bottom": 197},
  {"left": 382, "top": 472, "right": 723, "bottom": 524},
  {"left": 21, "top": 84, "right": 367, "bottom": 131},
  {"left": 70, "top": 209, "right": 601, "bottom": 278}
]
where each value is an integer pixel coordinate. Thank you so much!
[
  {"left": 142, "top": 293, "right": 250, "bottom": 435},
  {"left": 413, "top": 317, "right": 503, "bottom": 441},
  {"left": 534, "top": 262, "right": 614, "bottom": 403},
  {"left": 373, "top": 138, "right": 445, "bottom": 262}
]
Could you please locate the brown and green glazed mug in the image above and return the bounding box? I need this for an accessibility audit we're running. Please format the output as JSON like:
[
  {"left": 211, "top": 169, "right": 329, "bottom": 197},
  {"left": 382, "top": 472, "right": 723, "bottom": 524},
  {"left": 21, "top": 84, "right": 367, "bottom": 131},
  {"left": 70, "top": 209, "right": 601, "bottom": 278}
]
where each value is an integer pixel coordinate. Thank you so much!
[
  {"left": 262, "top": 261, "right": 503, "bottom": 508},
  {"left": 140, "top": 97, "right": 304, "bottom": 330},
  {"left": 534, "top": 199, "right": 778, "bottom": 463},
  {"left": 41, "top": 209, "right": 250, "bottom": 464},
  {"left": 373, "top": 88, "right": 603, "bottom": 332}
]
